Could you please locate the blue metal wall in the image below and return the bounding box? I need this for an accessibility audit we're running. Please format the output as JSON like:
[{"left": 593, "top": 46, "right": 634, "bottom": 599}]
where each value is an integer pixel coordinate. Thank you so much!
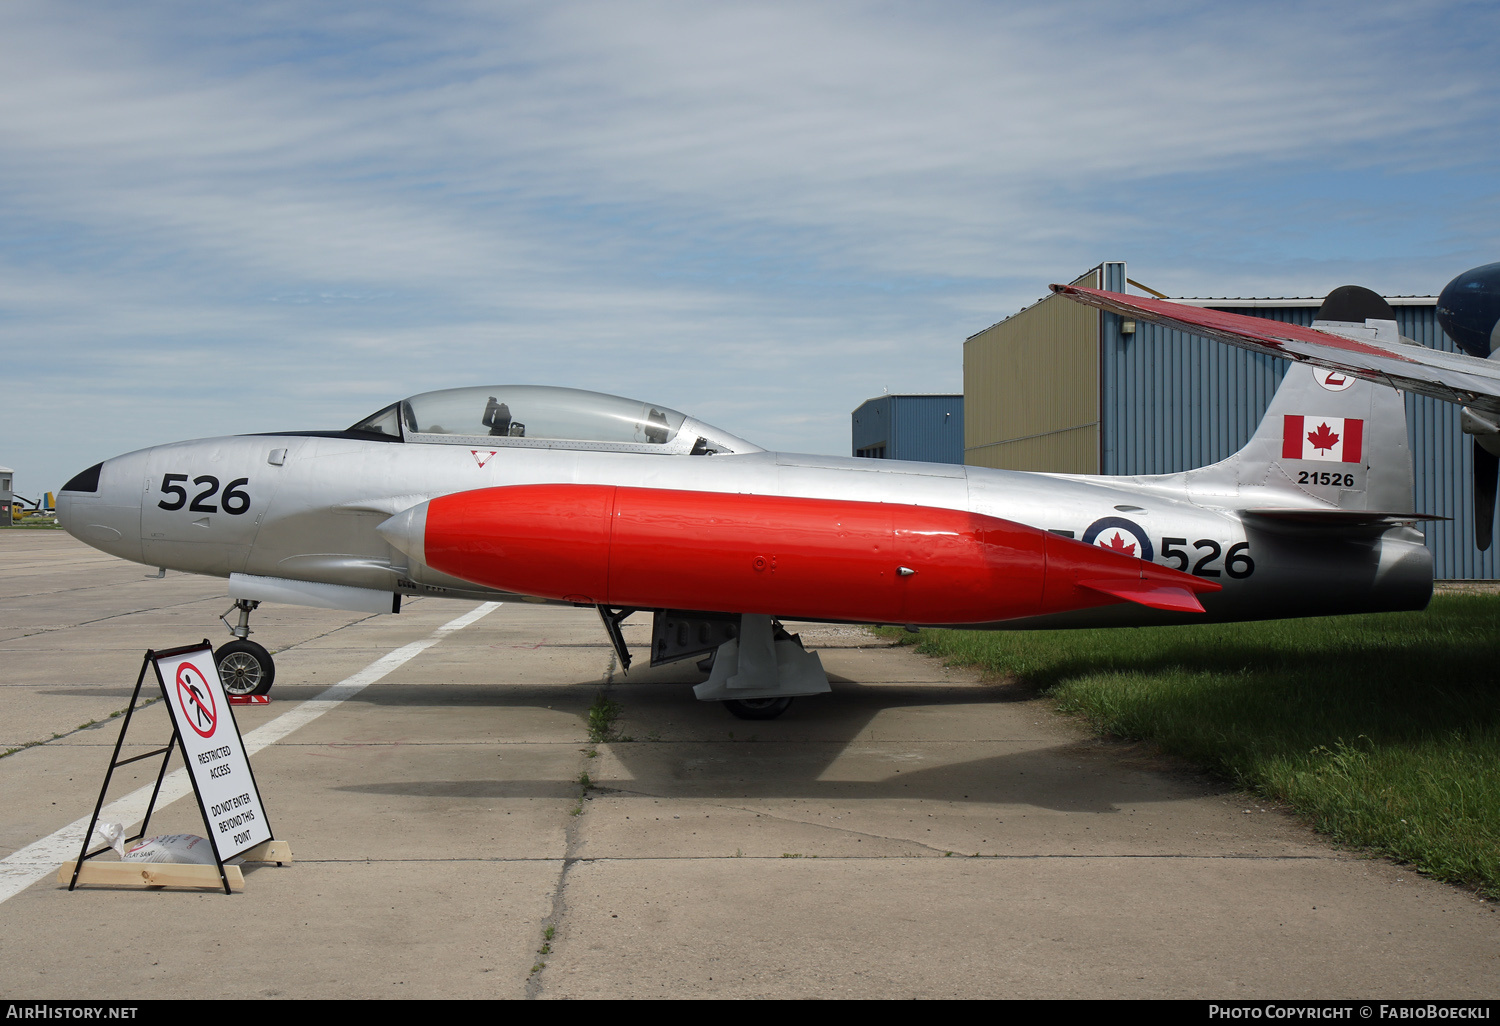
[
  {"left": 1098, "top": 273, "right": 1495, "bottom": 578},
  {"left": 1101, "top": 318, "right": 1289, "bottom": 479},
  {"left": 851, "top": 395, "right": 893, "bottom": 457},
  {"left": 852, "top": 395, "right": 964, "bottom": 463}
]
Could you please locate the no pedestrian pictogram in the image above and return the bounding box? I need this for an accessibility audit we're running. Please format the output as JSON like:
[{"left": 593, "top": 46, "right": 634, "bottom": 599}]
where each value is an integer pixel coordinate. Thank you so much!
[{"left": 174, "top": 661, "right": 217, "bottom": 738}]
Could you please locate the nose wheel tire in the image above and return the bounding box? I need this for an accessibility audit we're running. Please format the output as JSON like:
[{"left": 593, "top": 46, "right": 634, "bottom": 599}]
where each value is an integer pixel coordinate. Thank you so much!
[
  {"left": 215, "top": 639, "right": 276, "bottom": 697},
  {"left": 722, "top": 697, "right": 793, "bottom": 720}
]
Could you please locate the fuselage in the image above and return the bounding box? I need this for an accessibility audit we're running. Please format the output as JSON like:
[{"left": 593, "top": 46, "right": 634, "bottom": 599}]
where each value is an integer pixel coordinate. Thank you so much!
[{"left": 58, "top": 427, "right": 1432, "bottom": 629}]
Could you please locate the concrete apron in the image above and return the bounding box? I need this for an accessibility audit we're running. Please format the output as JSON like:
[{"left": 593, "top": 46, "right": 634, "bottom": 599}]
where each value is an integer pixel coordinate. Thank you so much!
[{"left": 0, "top": 532, "right": 1496, "bottom": 999}]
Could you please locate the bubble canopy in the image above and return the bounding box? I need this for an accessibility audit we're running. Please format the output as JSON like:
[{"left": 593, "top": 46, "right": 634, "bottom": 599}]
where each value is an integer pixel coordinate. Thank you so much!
[{"left": 349, "top": 385, "right": 760, "bottom": 455}]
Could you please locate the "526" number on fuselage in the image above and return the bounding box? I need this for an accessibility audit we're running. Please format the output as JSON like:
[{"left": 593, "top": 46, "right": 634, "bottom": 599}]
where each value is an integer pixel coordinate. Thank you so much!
[{"left": 157, "top": 474, "right": 252, "bottom": 515}]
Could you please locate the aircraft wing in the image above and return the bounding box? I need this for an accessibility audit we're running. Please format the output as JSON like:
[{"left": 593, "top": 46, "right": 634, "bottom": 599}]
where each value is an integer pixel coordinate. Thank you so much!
[{"left": 1051, "top": 284, "right": 1500, "bottom": 417}]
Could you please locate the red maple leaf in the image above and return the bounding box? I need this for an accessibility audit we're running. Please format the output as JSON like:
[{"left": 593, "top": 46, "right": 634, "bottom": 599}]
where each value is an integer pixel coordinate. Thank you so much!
[
  {"left": 1307, "top": 422, "right": 1341, "bottom": 452},
  {"left": 1103, "top": 532, "right": 1136, "bottom": 556}
]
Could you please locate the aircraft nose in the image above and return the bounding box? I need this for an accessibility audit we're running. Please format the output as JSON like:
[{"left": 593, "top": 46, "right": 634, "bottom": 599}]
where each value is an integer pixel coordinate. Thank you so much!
[
  {"left": 57, "top": 452, "right": 146, "bottom": 562},
  {"left": 1437, "top": 261, "right": 1500, "bottom": 359}
]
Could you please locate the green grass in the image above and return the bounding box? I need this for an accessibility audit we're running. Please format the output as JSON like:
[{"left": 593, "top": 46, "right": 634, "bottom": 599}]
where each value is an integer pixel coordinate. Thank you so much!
[
  {"left": 586, "top": 690, "right": 627, "bottom": 743},
  {"left": 881, "top": 594, "right": 1500, "bottom": 895}
]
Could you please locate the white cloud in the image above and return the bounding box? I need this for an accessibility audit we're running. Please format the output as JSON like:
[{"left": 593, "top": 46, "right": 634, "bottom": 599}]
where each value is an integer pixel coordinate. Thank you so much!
[{"left": 0, "top": 0, "right": 1497, "bottom": 489}]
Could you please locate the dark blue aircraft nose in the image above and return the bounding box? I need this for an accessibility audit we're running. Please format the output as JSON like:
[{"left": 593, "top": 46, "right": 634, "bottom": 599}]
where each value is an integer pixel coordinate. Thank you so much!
[{"left": 1437, "top": 261, "right": 1500, "bottom": 359}]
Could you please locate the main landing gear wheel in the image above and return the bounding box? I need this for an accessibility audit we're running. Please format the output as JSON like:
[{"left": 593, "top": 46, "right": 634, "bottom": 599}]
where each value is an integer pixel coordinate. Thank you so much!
[
  {"left": 215, "top": 639, "right": 275, "bottom": 697},
  {"left": 722, "top": 697, "right": 793, "bottom": 720}
]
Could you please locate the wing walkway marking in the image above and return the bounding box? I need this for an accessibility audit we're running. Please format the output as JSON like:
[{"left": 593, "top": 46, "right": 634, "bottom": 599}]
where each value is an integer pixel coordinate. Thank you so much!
[{"left": 0, "top": 601, "right": 503, "bottom": 905}]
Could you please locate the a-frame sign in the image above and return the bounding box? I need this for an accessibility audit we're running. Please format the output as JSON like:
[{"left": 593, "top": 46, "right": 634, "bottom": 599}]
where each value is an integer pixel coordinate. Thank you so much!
[{"left": 65, "top": 641, "right": 281, "bottom": 894}]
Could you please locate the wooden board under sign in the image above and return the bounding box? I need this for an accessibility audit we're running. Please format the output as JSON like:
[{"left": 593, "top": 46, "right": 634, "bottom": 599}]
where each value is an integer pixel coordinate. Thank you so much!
[{"left": 58, "top": 861, "right": 245, "bottom": 891}]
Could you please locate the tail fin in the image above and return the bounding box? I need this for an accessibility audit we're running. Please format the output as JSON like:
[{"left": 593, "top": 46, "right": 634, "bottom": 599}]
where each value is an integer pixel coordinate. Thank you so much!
[{"left": 1182, "top": 287, "right": 1419, "bottom": 516}]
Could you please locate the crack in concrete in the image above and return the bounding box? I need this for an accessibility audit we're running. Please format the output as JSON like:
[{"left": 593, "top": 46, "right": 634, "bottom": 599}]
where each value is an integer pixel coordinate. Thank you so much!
[
  {"left": 524, "top": 784, "right": 589, "bottom": 998},
  {"left": 2, "top": 589, "right": 401, "bottom": 647},
  {"left": 282, "top": 852, "right": 1346, "bottom": 864},
  {"left": 0, "top": 578, "right": 199, "bottom": 603},
  {"left": 1, "top": 594, "right": 221, "bottom": 639},
  {"left": 524, "top": 651, "right": 626, "bottom": 998},
  {"left": 579, "top": 790, "right": 951, "bottom": 856},
  {"left": 1, "top": 697, "right": 163, "bottom": 759},
  {"left": 267, "top": 610, "right": 389, "bottom": 654},
  {"left": 703, "top": 798, "right": 946, "bottom": 853},
  {"left": 271, "top": 739, "right": 600, "bottom": 747},
  {"left": 0, "top": 601, "right": 405, "bottom": 755},
  {"left": 524, "top": 654, "right": 615, "bottom": 999}
]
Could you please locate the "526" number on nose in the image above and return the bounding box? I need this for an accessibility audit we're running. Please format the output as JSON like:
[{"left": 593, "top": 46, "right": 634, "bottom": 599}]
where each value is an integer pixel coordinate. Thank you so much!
[{"left": 157, "top": 474, "right": 251, "bottom": 515}]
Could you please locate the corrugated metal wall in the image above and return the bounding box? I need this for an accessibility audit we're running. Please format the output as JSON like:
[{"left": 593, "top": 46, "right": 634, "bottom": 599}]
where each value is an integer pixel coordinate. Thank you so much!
[
  {"left": 851, "top": 395, "right": 892, "bottom": 457},
  {"left": 893, "top": 395, "right": 964, "bottom": 463},
  {"left": 1101, "top": 306, "right": 1291, "bottom": 476},
  {"left": 963, "top": 267, "right": 1101, "bottom": 472},
  {"left": 851, "top": 395, "right": 964, "bottom": 463}
]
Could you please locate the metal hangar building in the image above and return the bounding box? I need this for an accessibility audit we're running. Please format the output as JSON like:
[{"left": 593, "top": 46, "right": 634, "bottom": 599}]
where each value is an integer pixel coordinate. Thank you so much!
[
  {"left": 851, "top": 394, "right": 964, "bottom": 464},
  {"left": 963, "top": 261, "right": 1495, "bottom": 580}
]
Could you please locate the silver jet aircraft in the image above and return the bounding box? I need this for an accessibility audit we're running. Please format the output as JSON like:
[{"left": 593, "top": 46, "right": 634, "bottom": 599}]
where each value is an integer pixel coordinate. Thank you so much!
[{"left": 58, "top": 286, "right": 1433, "bottom": 719}]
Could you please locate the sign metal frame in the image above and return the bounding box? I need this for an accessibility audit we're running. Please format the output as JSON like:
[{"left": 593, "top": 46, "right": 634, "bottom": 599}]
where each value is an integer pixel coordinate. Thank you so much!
[{"left": 69, "top": 641, "right": 277, "bottom": 895}]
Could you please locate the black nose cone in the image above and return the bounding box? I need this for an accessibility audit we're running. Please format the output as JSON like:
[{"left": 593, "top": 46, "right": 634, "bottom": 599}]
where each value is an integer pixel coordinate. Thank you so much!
[
  {"left": 1437, "top": 261, "right": 1500, "bottom": 359},
  {"left": 61, "top": 462, "right": 103, "bottom": 493}
]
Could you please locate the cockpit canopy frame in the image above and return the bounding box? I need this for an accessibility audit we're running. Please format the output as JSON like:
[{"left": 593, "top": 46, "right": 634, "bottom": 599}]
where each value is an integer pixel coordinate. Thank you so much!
[{"left": 349, "top": 385, "right": 760, "bottom": 456}]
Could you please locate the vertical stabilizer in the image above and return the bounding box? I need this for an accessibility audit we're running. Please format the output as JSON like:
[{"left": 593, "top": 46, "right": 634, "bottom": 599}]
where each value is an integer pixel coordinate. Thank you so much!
[{"left": 1182, "top": 288, "right": 1416, "bottom": 513}]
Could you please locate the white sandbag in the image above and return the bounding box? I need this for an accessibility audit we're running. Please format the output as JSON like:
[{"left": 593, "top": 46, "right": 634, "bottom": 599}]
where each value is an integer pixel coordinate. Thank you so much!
[{"left": 123, "top": 834, "right": 217, "bottom": 865}]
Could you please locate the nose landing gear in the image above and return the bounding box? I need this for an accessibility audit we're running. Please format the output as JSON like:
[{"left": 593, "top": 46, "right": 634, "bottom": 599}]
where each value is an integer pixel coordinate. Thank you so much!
[{"left": 216, "top": 599, "right": 275, "bottom": 697}]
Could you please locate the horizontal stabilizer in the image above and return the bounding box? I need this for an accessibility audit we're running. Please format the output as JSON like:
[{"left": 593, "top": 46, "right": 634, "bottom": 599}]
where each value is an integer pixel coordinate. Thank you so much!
[
  {"left": 1242, "top": 508, "right": 1445, "bottom": 527},
  {"left": 1076, "top": 578, "right": 1208, "bottom": 613}
]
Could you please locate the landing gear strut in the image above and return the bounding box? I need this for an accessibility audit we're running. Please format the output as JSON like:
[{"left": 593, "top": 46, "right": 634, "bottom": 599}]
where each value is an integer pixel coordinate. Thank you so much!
[
  {"left": 614, "top": 610, "right": 831, "bottom": 721},
  {"left": 693, "top": 614, "right": 829, "bottom": 719},
  {"left": 216, "top": 599, "right": 275, "bottom": 697}
]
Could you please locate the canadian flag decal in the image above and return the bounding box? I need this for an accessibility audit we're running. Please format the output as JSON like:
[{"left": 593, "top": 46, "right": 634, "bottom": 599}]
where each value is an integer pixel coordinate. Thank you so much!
[{"left": 1282, "top": 415, "right": 1363, "bottom": 463}]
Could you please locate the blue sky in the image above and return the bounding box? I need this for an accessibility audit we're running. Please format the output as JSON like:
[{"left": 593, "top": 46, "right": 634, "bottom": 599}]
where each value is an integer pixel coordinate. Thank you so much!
[{"left": 3, "top": 0, "right": 1498, "bottom": 493}]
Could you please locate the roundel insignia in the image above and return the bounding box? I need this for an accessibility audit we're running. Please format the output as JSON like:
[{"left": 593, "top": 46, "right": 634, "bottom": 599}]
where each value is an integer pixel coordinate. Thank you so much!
[
  {"left": 1081, "top": 517, "right": 1153, "bottom": 562},
  {"left": 1316, "top": 368, "right": 1356, "bottom": 392}
]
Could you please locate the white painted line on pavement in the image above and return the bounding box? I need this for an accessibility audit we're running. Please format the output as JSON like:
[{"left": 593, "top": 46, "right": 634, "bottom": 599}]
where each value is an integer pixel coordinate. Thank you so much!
[{"left": 0, "top": 601, "right": 503, "bottom": 904}]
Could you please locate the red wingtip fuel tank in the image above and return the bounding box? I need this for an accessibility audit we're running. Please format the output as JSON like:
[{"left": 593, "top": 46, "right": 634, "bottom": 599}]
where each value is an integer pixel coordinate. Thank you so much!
[{"left": 392, "top": 484, "right": 1219, "bottom": 625}]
